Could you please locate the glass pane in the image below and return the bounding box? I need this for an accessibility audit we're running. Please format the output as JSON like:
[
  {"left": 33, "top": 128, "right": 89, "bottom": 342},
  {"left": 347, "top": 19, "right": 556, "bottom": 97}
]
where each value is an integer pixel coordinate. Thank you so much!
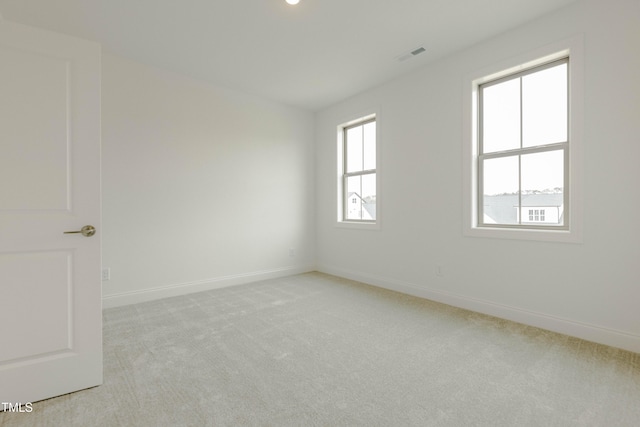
[
  {"left": 483, "top": 156, "right": 519, "bottom": 196},
  {"left": 346, "top": 175, "right": 362, "bottom": 220},
  {"left": 522, "top": 63, "right": 567, "bottom": 147},
  {"left": 346, "top": 126, "right": 363, "bottom": 173},
  {"left": 521, "top": 150, "right": 564, "bottom": 225},
  {"left": 361, "top": 173, "right": 376, "bottom": 220},
  {"left": 363, "top": 121, "right": 376, "bottom": 170},
  {"left": 483, "top": 156, "right": 519, "bottom": 225},
  {"left": 482, "top": 78, "right": 520, "bottom": 153}
]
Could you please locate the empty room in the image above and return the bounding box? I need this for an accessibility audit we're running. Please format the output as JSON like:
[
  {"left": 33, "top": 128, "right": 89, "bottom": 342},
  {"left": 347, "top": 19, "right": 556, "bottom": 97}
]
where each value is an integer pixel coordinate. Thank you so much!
[{"left": 1, "top": 0, "right": 639, "bottom": 425}]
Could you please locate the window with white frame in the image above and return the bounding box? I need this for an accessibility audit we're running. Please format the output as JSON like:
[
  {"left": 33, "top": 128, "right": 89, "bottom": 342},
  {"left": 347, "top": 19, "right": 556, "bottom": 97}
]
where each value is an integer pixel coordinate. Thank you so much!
[
  {"left": 463, "top": 38, "right": 583, "bottom": 243},
  {"left": 340, "top": 117, "right": 376, "bottom": 222},
  {"left": 478, "top": 58, "right": 568, "bottom": 230}
]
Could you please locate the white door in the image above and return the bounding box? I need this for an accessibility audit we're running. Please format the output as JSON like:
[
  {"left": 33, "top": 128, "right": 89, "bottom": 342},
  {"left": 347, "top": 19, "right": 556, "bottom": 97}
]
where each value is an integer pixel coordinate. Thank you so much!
[{"left": 0, "top": 20, "right": 102, "bottom": 404}]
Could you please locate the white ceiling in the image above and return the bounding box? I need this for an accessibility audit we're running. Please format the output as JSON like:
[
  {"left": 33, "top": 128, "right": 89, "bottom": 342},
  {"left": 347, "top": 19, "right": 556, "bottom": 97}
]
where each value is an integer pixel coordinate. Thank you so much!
[{"left": 0, "top": 0, "right": 580, "bottom": 111}]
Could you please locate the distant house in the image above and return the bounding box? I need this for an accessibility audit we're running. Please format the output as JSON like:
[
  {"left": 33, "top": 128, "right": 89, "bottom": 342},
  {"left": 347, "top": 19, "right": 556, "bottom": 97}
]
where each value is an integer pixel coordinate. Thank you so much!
[
  {"left": 346, "top": 192, "right": 376, "bottom": 220},
  {"left": 483, "top": 193, "right": 563, "bottom": 226}
]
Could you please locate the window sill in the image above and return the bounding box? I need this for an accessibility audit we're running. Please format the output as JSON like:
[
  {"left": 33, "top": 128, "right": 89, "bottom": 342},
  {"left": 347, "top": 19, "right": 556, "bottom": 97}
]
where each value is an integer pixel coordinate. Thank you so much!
[
  {"left": 336, "top": 221, "right": 380, "bottom": 231},
  {"left": 464, "top": 225, "right": 581, "bottom": 243}
]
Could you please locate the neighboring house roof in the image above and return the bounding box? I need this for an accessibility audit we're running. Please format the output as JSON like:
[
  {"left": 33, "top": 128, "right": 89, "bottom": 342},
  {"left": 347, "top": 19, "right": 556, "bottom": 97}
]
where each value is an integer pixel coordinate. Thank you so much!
[
  {"left": 483, "top": 194, "right": 519, "bottom": 224},
  {"left": 521, "top": 193, "right": 563, "bottom": 207},
  {"left": 483, "top": 193, "right": 563, "bottom": 224},
  {"left": 363, "top": 203, "right": 376, "bottom": 219}
]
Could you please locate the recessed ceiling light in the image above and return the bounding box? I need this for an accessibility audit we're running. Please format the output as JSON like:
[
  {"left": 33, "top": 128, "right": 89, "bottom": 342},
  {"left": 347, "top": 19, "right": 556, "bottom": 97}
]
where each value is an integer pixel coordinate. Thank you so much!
[{"left": 286, "top": 0, "right": 300, "bottom": 5}]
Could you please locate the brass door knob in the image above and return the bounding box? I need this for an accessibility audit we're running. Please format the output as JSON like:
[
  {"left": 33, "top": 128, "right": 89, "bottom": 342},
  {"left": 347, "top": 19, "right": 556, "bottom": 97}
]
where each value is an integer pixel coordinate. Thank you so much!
[{"left": 64, "top": 225, "right": 96, "bottom": 237}]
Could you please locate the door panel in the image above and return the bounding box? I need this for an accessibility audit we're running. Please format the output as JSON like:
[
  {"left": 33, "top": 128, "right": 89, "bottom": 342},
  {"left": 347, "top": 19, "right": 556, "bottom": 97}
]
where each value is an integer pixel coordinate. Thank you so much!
[
  {"left": 0, "top": 20, "right": 102, "bottom": 404},
  {"left": 0, "top": 46, "right": 70, "bottom": 211},
  {"left": 0, "top": 251, "right": 71, "bottom": 362}
]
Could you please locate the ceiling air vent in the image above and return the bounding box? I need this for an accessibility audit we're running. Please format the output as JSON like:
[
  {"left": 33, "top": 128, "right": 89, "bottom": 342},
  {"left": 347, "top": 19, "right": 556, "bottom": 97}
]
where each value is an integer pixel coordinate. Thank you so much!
[{"left": 397, "top": 46, "right": 426, "bottom": 62}]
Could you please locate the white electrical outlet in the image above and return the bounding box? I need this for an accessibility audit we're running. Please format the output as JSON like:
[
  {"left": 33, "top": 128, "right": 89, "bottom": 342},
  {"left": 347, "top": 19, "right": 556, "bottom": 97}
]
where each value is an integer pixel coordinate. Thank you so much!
[
  {"left": 289, "top": 248, "right": 296, "bottom": 257},
  {"left": 102, "top": 268, "right": 111, "bottom": 281},
  {"left": 436, "top": 265, "right": 443, "bottom": 277}
]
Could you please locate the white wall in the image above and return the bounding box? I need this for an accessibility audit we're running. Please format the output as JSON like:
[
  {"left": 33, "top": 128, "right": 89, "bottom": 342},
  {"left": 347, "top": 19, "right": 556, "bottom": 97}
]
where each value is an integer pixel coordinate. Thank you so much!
[
  {"left": 101, "top": 53, "right": 315, "bottom": 307},
  {"left": 315, "top": 0, "right": 640, "bottom": 352}
]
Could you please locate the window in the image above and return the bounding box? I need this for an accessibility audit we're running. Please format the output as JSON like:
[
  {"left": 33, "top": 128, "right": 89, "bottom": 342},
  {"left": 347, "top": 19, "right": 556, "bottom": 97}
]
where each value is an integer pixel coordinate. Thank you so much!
[
  {"left": 479, "top": 58, "right": 568, "bottom": 229},
  {"left": 528, "top": 209, "right": 545, "bottom": 222},
  {"left": 339, "top": 116, "right": 376, "bottom": 223},
  {"left": 463, "top": 37, "right": 583, "bottom": 242}
]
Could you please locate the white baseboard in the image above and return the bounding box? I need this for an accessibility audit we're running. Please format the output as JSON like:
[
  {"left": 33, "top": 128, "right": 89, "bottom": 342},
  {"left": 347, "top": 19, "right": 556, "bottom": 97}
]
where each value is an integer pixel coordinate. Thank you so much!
[
  {"left": 317, "top": 264, "right": 640, "bottom": 354},
  {"left": 102, "top": 265, "right": 316, "bottom": 309}
]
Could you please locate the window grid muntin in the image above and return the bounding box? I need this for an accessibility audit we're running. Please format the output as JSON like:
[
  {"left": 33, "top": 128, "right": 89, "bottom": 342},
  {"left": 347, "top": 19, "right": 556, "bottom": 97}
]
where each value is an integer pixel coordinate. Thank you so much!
[{"left": 477, "top": 57, "right": 569, "bottom": 230}]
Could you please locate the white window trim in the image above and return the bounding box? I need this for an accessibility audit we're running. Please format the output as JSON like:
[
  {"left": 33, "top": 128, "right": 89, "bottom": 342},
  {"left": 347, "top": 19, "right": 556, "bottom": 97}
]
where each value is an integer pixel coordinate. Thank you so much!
[
  {"left": 462, "top": 36, "right": 584, "bottom": 243},
  {"left": 336, "top": 110, "right": 381, "bottom": 230}
]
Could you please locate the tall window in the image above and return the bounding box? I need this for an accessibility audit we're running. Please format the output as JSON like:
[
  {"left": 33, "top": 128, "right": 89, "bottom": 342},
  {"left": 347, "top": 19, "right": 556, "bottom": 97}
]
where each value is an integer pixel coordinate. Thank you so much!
[
  {"left": 341, "top": 117, "right": 376, "bottom": 222},
  {"left": 478, "top": 58, "right": 568, "bottom": 229}
]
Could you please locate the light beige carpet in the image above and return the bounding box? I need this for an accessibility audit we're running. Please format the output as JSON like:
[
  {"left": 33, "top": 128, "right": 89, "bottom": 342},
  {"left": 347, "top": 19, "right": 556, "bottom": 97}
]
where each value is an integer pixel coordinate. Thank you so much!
[{"left": 1, "top": 272, "right": 639, "bottom": 426}]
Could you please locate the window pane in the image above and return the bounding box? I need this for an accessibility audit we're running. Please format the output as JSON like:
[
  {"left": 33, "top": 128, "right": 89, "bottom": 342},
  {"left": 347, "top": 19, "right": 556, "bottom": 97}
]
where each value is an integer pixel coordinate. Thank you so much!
[
  {"left": 483, "top": 156, "right": 519, "bottom": 196},
  {"left": 521, "top": 150, "right": 564, "bottom": 226},
  {"left": 346, "top": 126, "right": 363, "bottom": 173},
  {"left": 363, "top": 121, "right": 376, "bottom": 170},
  {"left": 520, "top": 150, "right": 564, "bottom": 193},
  {"left": 346, "top": 175, "right": 362, "bottom": 220},
  {"left": 482, "top": 78, "right": 520, "bottom": 153},
  {"left": 361, "top": 173, "right": 376, "bottom": 220},
  {"left": 483, "top": 156, "right": 519, "bottom": 225},
  {"left": 522, "top": 63, "right": 567, "bottom": 147}
]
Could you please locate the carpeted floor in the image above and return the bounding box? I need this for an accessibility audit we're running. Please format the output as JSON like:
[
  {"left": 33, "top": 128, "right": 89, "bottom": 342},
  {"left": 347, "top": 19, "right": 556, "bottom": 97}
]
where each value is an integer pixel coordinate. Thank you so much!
[{"left": 1, "top": 272, "right": 639, "bottom": 426}]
